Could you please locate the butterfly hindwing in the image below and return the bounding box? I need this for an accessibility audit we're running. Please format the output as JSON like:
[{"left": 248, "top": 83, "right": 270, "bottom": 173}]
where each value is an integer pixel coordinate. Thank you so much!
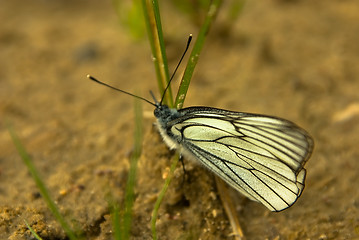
[{"left": 159, "top": 106, "right": 313, "bottom": 212}]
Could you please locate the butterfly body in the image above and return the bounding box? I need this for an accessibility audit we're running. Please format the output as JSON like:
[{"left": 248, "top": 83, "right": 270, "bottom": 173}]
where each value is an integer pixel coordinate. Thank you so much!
[{"left": 154, "top": 104, "right": 314, "bottom": 212}]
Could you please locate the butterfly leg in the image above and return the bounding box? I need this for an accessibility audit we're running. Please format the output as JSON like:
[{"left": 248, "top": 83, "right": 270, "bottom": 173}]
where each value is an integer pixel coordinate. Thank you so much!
[{"left": 179, "top": 154, "right": 188, "bottom": 186}]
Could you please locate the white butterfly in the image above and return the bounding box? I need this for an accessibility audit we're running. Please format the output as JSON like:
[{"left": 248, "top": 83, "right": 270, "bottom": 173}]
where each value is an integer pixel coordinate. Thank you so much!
[
  {"left": 88, "top": 69, "right": 313, "bottom": 212},
  {"left": 154, "top": 104, "right": 313, "bottom": 212},
  {"left": 88, "top": 34, "right": 314, "bottom": 211}
]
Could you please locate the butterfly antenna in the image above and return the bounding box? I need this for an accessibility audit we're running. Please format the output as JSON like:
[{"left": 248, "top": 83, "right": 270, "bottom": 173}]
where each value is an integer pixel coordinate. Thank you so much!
[
  {"left": 87, "top": 75, "right": 156, "bottom": 107},
  {"left": 160, "top": 34, "right": 192, "bottom": 105}
]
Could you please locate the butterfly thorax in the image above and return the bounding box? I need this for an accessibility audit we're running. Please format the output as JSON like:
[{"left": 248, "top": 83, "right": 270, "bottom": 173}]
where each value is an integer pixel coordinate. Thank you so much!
[{"left": 154, "top": 105, "right": 181, "bottom": 128}]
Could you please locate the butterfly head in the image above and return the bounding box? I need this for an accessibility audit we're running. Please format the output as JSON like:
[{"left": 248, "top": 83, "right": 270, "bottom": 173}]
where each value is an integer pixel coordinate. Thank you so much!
[{"left": 154, "top": 104, "right": 180, "bottom": 127}]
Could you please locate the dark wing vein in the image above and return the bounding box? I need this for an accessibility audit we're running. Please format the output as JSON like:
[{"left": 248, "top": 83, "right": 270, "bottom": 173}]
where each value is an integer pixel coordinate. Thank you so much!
[
  {"left": 235, "top": 124, "right": 303, "bottom": 161},
  {"left": 189, "top": 142, "right": 277, "bottom": 208}
]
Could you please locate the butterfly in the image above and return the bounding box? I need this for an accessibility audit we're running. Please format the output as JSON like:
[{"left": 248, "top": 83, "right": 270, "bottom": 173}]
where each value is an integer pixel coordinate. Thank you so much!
[
  {"left": 88, "top": 32, "right": 313, "bottom": 212},
  {"left": 88, "top": 74, "right": 314, "bottom": 212},
  {"left": 154, "top": 104, "right": 313, "bottom": 211}
]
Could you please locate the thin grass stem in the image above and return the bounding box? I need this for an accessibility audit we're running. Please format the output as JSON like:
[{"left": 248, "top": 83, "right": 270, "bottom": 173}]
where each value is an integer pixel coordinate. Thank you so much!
[
  {"left": 24, "top": 220, "right": 43, "bottom": 240},
  {"left": 8, "top": 125, "right": 78, "bottom": 240},
  {"left": 141, "top": 0, "right": 173, "bottom": 107},
  {"left": 148, "top": 1, "right": 222, "bottom": 239},
  {"left": 174, "top": 0, "right": 222, "bottom": 109},
  {"left": 151, "top": 153, "right": 179, "bottom": 240},
  {"left": 121, "top": 98, "right": 143, "bottom": 239}
]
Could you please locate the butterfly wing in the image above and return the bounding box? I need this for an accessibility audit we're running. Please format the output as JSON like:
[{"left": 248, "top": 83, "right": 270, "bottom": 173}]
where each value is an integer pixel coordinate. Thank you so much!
[{"left": 165, "top": 107, "right": 314, "bottom": 212}]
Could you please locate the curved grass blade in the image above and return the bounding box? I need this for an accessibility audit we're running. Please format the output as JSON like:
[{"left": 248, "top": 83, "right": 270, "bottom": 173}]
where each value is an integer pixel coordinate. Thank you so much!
[
  {"left": 24, "top": 219, "right": 43, "bottom": 240},
  {"left": 8, "top": 124, "right": 78, "bottom": 240}
]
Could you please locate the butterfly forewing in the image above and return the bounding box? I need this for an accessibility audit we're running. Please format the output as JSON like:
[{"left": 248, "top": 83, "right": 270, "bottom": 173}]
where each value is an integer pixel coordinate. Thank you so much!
[{"left": 158, "top": 106, "right": 313, "bottom": 212}]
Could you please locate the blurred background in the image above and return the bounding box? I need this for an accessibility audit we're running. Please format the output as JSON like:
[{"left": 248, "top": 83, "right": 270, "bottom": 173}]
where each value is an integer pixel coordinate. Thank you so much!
[{"left": 1, "top": 0, "right": 358, "bottom": 239}]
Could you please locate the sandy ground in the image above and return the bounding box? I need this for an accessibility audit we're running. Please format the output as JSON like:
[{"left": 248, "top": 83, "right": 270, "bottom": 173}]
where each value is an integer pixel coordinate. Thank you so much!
[{"left": 1, "top": 0, "right": 359, "bottom": 239}]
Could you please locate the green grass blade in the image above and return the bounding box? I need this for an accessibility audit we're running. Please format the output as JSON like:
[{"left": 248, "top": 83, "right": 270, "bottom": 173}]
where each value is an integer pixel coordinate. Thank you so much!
[
  {"left": 141, "top": 1, "right": 178, "bottom": 238},
  {"left": 150, "top": 1, "right": 222, "bottom": 239},
  {"left": 228, "top": 0, "right": 246, "bottom": 22},
  {"left": 112, "top": 0, "right": 145, "bottom": 40},
  {"left": 107, "top": 193, "right": 121, "bottom": 240},
  {"left": 121, "top": 98, "right": 143, "bottom": 239},
  {"left": 174, "top": 0, "right": 222, "bottom": 109},
  {"left": 141, "top": 0, "right": 173, "bottom": 107},
  {"left": 151, "top": 153, "right": 180, "bottom": 240},
  {"left": 24, "top": 219, "right": 43, "bottom": 240},
  {"left": 8, "top": 125, "right": 78, "bottom": 240}
]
